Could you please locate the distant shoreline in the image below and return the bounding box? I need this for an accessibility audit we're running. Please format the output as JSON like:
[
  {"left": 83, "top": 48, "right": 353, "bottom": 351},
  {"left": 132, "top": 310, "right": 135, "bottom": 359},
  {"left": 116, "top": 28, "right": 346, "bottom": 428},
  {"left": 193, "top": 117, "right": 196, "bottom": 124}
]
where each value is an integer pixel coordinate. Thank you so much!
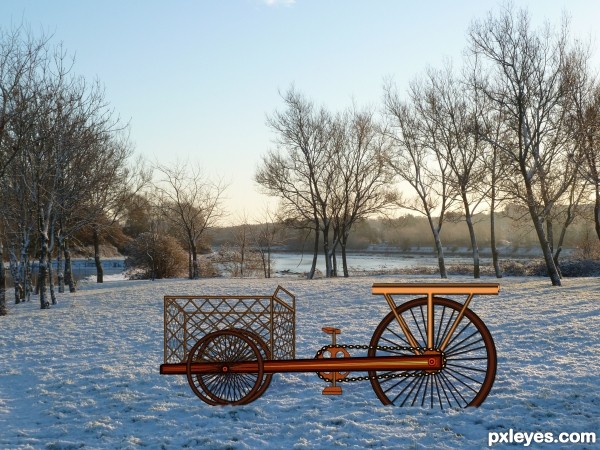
[{"left": 264, "top": 246, "right": 567, "bottom": 259}]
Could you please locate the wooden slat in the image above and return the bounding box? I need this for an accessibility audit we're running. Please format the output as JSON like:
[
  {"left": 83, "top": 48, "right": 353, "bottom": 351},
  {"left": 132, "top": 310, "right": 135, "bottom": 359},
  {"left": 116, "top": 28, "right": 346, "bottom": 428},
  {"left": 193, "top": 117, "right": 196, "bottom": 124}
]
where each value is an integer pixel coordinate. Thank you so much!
[{"left": 371, "top": 282, "right": 500, "bottom": 296}]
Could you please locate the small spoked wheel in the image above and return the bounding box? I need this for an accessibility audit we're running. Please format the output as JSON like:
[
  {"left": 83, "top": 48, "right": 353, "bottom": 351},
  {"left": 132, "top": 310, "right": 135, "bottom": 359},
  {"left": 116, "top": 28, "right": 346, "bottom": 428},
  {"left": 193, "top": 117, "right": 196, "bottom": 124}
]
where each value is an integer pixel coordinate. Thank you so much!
[
  {"left": 368, "top": 297, "right": 496, "bottom": 408},
  {"left": 186, "top": 329, "right": 265, "bottom": 405}
]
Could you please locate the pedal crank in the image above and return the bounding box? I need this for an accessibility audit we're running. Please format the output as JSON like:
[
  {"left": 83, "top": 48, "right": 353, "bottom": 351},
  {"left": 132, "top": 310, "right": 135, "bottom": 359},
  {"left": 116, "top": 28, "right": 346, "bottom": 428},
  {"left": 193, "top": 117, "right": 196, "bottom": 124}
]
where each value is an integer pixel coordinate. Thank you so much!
[{"left": 317, "top": 327, "right": 351, "bottom": 395}]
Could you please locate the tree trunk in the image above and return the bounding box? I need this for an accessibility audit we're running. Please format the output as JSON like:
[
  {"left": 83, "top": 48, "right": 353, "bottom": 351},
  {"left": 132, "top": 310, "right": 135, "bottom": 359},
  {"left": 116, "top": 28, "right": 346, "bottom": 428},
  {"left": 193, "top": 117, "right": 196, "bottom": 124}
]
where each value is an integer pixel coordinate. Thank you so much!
[
  {"left": 57, "top": 235, "right": 65, "bottom": 293},
  {"left": 322, "top": 225, "right": 332, "bottom": 278},
  {"left": 191, "top": 241, "right": 199, "bottom": 279},
  {"left": 427, "top": 215, "right": 447, "bottom": 278},
  {"left": 16, "top": 231, "right": 31, "bottom": 303},
  {"left": 332, "top": 247, "right": 337, "bottom": 277},
  {"left": 595, "top": 186, "right": 600, "bottom": 243},
  {"left": 266, "top": 247, "right": 271, "bottom": 278},
  {"left": 0, "top": 240, "right": 6, "bottom": 316},
  {"left": 25, "top": 261, "right": 32, "bottom": 302},
  {"left": 490, "top": 209, "right": 502, "bottom": 278},
  {"left": 308, "top": 222, "right": 319, "bottom": 279},
  {"left": 545, "top": 218, "right": 562, "bottom": 278},
  {"left": 433, "top": 230, "right": 447, "bottom": 279},
  {"left": 64, "top": 238, "right": 76, "bottom": 293},
  {"left": 465, "top": 215, "right": 480, "bottom": 279},
  {"left": 553, "top": 247, "right": 563, "bottom": 278},
  {"left": 93, "top": 225, "right": 104, "bottom": 283},
  {"left": 47, "top": 257, "right": 57, "bottom": 306},
  {"left": 461, "top": 194, "right": 480, "bottom": 279},
  {"left": 38, "top": 227, "right": 50, "bottom": 309},
  {"left": 341, "top": 238, "right": 349, "bottom": 278},
  {"left": 553, "top": 203, "right": 576, "bottom": 277},
  {"left": 8, "top": 251, "right": 22, "bottom": 304},
  {"left": 526, "top": 195, "right": 561, "bottom": 286},
  {"left": 546, "top": 220, "right": 554, "bottom": 255}
]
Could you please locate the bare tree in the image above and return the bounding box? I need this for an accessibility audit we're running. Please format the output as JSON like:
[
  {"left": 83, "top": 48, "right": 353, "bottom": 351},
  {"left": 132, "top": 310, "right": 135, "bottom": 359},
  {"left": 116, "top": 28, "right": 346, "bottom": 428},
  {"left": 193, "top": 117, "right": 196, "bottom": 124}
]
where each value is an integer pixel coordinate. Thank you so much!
[
  {"left": 582, "top": 86, "right": 600, "bottom": 243},
  {"left": 0, "top": 26, "right": 48, "bottom": 179},
  {"left": 384, "top": 82, "right": 455, "bottom": 278},
  {"left": 564, "top": 46, "right": 600, "bottom": 244},
  {"left": 256, "top": 87, "right": 332, "bottom": 279},
  {"left": 0, "top": 30, "right": 136, "bottom": 307},
  {"left": 0, "top": 26, "right": 50, "bottom": 313},
  {"left": 154, "top": 161, "right": 226, "bottom": 279},
  {"left": 251, "top": 207, "right": 282, "bottom": 278},
  {"left": 479, "top": 110, "right": 512, "bottom": 278},
  {"left": 85, "top": 146, "right": 147, "bottom": 284},
  {"left": 469, "top": 3, "right": 582, "bottom": 286},
  {"left": 411, "top": 65, "right": 489, "bottom": 278},
  {"left": 258, "top": 88, "right": 393, "bottom": 278},
  {"left": 330, "top": 107, "right": 395, "bottom": 276}
]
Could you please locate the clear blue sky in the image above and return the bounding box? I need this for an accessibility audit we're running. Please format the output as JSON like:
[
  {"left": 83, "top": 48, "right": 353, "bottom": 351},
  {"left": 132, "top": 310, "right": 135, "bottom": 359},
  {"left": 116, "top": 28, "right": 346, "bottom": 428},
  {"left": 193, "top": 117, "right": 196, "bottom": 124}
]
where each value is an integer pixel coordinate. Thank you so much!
[{"left": 2, "top": 0, "right": 599, "bottom": 225}]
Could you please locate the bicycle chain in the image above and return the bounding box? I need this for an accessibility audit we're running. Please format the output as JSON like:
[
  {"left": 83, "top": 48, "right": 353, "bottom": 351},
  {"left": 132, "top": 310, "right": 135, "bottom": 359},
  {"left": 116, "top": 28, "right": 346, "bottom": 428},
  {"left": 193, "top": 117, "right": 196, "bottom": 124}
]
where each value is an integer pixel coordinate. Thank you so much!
[{"left": 314, "top": 344, "right": 445, "bottom": 383}]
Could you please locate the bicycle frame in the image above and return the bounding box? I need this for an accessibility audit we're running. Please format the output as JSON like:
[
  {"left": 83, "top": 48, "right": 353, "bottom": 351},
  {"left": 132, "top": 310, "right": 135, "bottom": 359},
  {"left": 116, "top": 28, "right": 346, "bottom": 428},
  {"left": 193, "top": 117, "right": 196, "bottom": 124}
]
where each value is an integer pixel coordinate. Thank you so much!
[
  {"left": 160, "top": 282, "right": 501, "bottom": 406},
  {"left": 371, "top": 283, "right": 500, "bottom": 352}
]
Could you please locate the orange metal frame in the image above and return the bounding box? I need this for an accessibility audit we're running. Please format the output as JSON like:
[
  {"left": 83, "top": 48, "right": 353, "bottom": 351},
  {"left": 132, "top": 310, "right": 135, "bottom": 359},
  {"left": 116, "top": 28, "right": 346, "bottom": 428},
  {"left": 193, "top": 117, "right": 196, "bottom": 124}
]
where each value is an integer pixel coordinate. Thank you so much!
[
  {"left": 160, "top": 354, "right": 442, "bottom": 375},
  {"left": 371, "top": 283, "right": 500, "bottom": 352}
]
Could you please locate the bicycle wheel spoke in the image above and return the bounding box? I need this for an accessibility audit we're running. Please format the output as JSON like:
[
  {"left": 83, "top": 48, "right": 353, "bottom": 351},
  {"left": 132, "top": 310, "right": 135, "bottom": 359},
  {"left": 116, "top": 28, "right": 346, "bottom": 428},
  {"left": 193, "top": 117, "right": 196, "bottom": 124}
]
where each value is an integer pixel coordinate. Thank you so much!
[
  {"left": 444, "top": 321, "right": 472, "bottom": 351},
  {"left": 437, "top": 309, "right": 457, "bottom": 349},
  {"left": 382, "top": 374, "right": 412, "bottom": 392},
  {"left": 421, "top": 375, "right": 431, "bottom": 407},
  {"left": 383, "top": 327, "right": 413, "bottom": 348},
  {"left": 434, "top": 306, "right": 447, "bottom": 349},
  {"left": 438, "top": 371, "right": 467, "bottom": 407},
  {"left": 390, "top": 375, "right": 421, "bottom": 406},
  {"left": 379, "top": 333, "right": 411, "bottom": 350},
  {"left": 446, "top": 329, "right": 481, "bottom": 355},
  {"left": 409, "top": 308, "right": 427, "bottom": 345},
  {"left": 445, "top": 368, "right": 482, "bottom": 392},
  {"left": 446, "top": 362, "right": 487, "bottom": 373},
  {"left": 418, "top": 305, "right": 427, "bottom": 344},
  {"left": 407, "top": 374, "right": 427, "bottom": 406},
  {"left": 432, "top": 374, "right": 445, "bottom": 409},
  {"left": 447, "top": 345, "right": 487, "bottom": 358},
  {"left": 450, "top": 355, "right": 488, "bottom": 361}
]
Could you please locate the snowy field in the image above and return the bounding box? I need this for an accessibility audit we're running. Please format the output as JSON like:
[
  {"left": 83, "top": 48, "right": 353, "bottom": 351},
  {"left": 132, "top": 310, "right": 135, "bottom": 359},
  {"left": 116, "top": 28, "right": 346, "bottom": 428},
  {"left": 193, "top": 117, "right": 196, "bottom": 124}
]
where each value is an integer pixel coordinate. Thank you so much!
[{"left": 0, "top": 275, "right": 598, "bottom": 449}]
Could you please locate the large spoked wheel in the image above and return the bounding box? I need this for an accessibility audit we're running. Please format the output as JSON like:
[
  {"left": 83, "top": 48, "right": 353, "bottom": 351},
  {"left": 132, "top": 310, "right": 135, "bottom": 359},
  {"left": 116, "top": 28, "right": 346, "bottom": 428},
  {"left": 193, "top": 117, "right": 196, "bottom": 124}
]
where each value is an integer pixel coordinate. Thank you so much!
[
  {"left": 368, "top": 297, "right": 496, "bottom": 408},
  {"left": 186, "top": 329, "right": 264, "bottom": 405}
]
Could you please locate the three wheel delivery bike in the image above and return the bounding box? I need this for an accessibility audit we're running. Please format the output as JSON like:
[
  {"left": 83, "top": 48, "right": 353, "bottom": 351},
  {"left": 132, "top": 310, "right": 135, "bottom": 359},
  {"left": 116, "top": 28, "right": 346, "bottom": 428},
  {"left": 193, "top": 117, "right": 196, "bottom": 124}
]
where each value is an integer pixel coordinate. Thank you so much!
[{"left": 160, "top": 282, "right": 499, "bottom": 409}]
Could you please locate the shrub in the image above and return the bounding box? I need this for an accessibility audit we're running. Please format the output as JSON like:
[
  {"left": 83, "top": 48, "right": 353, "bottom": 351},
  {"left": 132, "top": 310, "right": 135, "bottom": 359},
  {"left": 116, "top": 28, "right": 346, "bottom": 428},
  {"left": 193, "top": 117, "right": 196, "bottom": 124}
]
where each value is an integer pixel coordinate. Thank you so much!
[
  {"left": 558, "top": 259, "right": 600, "bottom": 277},
  {"left": 124, "top": 232, "right": 187, "bottom": 279}
]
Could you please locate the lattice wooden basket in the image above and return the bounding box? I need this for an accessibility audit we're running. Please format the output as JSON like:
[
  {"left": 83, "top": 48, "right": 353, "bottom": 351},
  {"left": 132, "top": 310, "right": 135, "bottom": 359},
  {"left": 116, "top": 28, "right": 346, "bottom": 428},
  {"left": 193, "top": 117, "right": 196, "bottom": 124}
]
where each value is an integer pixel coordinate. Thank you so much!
[{"left": 163, "top": 285, "right": 295, "bottom": 364}]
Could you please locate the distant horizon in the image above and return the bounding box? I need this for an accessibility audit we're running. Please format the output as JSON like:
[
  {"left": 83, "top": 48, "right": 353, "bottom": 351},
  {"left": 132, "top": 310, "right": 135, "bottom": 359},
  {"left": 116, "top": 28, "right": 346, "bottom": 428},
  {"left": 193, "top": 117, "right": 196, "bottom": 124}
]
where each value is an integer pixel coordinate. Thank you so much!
[{"left": 2, "top": 0, "right": 599, "bottom": 225}]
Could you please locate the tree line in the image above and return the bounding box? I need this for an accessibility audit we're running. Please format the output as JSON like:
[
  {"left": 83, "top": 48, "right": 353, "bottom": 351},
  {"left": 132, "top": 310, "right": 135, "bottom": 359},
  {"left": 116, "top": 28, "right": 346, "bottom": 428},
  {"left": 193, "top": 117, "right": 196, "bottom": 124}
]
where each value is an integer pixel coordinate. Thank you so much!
[
  {"left": 256, "top": 3, "right": 600, "bottom": 287},
  {"left": 0, "top": 27, "right": 142, "bottom": 314}
]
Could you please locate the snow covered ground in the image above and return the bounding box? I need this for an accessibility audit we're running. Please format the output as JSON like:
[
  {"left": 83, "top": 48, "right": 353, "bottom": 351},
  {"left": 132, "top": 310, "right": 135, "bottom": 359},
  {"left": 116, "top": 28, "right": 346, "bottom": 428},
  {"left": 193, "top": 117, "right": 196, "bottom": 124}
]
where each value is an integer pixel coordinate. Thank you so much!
[{"left": 0, "top": 275, "right": 598, "bottom": 449}]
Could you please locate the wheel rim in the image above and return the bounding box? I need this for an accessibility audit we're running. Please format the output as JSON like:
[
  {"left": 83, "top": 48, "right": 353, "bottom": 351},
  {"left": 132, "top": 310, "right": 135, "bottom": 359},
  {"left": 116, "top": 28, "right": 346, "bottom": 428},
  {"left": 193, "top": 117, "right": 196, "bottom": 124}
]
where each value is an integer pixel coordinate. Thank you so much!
[
  {"left": 237, "top": 330, "right": 273, "bottom": 402},
  {"left": 186, "top": 329, "right": 264, "bottom": 405},
  {"left": 368, "top": 297, "right": 496, "bottom": 408}
]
